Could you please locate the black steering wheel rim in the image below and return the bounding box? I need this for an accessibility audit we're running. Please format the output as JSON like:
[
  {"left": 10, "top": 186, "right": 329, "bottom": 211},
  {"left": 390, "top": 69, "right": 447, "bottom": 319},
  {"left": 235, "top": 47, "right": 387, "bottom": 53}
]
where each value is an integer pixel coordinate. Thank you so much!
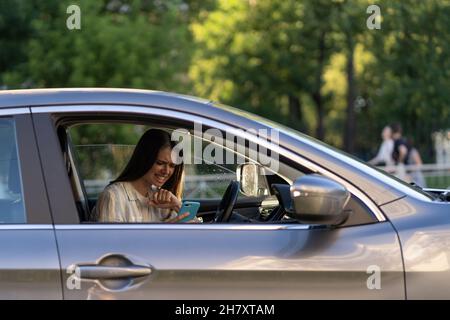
[{"left": 214, "top": 180, "right": 240, "bottom": 222}]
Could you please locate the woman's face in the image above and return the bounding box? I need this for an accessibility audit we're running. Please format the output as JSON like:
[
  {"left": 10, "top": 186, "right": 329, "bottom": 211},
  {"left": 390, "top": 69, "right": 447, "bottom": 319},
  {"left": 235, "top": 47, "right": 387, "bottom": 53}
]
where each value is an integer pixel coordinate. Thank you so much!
[
  {"left": 382, "top": 126, "right": 392, "bottom": 140},
  {"left": 143, "top": 146, "right": 176, "bottom": 188}
]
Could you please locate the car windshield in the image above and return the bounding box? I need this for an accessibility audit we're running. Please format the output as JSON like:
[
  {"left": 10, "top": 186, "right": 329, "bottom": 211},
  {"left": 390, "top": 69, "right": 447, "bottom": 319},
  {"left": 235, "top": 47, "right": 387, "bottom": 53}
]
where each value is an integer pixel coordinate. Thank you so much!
[{"left": 212, "top": 102, "right": 435, "bottom": 200}]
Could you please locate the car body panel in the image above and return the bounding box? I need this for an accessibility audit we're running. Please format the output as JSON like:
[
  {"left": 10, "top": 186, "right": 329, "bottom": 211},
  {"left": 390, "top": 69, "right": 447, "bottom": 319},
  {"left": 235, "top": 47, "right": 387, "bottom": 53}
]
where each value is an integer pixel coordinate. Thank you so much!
[
  {"left": 0, "top": 227, "right": 62, "bottom": 299},
  {"left": 381, "top": 197, "right": 450, "bottom": 299},
  {"left": 57, "top": 222, "right": 404, "bottom": 299}
]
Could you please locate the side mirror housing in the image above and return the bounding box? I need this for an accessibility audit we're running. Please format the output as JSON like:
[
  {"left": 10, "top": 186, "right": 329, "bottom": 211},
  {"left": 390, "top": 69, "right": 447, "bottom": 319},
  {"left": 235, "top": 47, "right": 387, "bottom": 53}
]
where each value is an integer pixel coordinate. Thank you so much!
[{"left": 290, "top": 174, "right": 350, "bottom": 226}]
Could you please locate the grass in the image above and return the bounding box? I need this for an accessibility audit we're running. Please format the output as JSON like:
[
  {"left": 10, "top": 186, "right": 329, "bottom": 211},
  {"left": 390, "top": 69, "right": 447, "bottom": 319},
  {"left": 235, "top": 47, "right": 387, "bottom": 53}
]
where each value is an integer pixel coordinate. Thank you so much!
[{"left": 425, "top": 175, "right": 450, "bottom": 189}]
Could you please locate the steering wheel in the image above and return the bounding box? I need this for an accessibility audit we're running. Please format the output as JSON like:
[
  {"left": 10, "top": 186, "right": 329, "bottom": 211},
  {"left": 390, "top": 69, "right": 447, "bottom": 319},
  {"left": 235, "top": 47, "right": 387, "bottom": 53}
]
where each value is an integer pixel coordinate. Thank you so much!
[{"left": 214, "top": 180, "right": 240, "bottom": 222}]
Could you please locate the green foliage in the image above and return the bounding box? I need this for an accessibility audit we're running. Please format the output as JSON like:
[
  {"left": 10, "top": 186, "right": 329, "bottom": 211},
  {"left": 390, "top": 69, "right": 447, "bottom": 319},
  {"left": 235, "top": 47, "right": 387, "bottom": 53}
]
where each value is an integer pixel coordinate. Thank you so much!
[
  {"left": 1, "top": 0, "right": 449, "bottom": 162},
  {"left": 190, "top": 0, "right": 338, "bottom": 134},
  {"left": 0, "top": 0, "right": 40, "bottom": 85},
  {"left": 190, "top": 0, "right": 450, "bottom": 160},
  {"left": 4, "top": 0, "right": 193, "bottom": 91},
  {"left": 69, "top": 123, "right": 146, "bottom": 182},
  {"left": 360, "top": 0, "right": 450, "bottom": 161}
]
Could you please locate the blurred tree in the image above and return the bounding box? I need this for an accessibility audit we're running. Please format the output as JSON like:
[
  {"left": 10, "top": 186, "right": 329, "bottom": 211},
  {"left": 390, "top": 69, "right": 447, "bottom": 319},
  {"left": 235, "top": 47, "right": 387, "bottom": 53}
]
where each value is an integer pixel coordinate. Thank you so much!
[
  {"left": 1, "top": 0, "right": 449, "bottom": 163},
  {"left": 334, "top": 0, "right": 368, "bottom": 153},
  {"left": 362, "top": 0, "right": 450, "bottom": 162},
  {"left": 190, "top": 0, "right": 341, "bottom": 140},
  {"left": 2, "top": 0, "right": 203, "bottom": 144},
  {"left": 17, "top": 0, "right": 192, "bottom": 91},
  {"left": 190, "top": 0, "right": 450, "bottom": 160},
  {"left": 0, "top": 0, "right": 40, "bottom": 87},
  {"left": 189, "top": 0, "right": 384, "bottom": 147}
]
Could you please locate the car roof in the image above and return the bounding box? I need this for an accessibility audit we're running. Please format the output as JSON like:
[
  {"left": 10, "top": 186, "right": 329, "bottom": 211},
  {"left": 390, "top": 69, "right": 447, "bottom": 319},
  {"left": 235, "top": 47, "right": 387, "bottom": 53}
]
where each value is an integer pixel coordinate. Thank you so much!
[
  {"left": 0, "top": 88, "right": 211, "bottom": 109},
  {"left": 0, "top": 89, "right": 278, "bottom": 142},
  {"left": 0, "top": 88, "right": 239, "bottom": 126}
]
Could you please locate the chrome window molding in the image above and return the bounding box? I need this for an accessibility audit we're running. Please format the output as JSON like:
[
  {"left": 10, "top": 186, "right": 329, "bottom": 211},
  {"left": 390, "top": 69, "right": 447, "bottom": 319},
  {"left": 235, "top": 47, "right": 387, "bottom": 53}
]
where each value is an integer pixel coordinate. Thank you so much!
[
  {"left": 0, "top": 224, "right": 53, "bottom": 230},
  {"left": 0, "top": 224, "right": 311, "bottom": 231},
  {"left": 32, "top": 104, "right": 386, "bottom": 222},
  {"left": 55, "top": 224, "right": 311, "bottom": 231},
  {"left": 0, "top": 107, "right": 30, "bottom": 116}
]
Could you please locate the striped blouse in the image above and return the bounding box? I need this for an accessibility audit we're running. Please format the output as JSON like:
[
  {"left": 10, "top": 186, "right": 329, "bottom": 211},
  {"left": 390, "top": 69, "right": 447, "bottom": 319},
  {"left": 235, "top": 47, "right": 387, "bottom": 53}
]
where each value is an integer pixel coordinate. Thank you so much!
[{"left": 95, "top": 181, "right": 177, "bottom": 223}]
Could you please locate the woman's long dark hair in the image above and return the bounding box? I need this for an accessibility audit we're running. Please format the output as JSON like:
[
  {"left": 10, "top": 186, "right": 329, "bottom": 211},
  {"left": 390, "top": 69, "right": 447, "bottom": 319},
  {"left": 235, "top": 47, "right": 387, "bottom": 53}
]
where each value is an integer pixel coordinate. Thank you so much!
[{"left": 112, "top": 129, "right": 184, "bottom": 199}]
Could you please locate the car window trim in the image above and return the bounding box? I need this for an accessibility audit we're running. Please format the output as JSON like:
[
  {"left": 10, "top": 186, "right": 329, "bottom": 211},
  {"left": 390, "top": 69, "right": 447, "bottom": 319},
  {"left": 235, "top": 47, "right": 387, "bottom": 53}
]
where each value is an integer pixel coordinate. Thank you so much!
[
  {"left": 0, "top": 224, "right": 53, "bottom": 230},
  {"left": 31, "top": 105, "right": 386, "bottom": 223},
  {"left": 0, "top": 108, "right": 30, "bottom": 116},
  {"left": 55, "top": 224, "right": 311, "bottom": 230}
]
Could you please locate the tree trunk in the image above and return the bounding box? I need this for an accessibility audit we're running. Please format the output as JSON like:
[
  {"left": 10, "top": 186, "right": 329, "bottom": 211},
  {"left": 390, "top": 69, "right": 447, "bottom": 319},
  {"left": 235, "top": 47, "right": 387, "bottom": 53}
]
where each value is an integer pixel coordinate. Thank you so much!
[
  {"left": 344, "top": 36, "right": 356, "bottom": 153},
  {"left": 313, "top": 31, "right": 326, "bottom": 141},
  {"left": 313, "top": 92, "right": 324, "bottom": 140},
  {"left": 288, "top": 94, "right": 303, "bottom": 131}
]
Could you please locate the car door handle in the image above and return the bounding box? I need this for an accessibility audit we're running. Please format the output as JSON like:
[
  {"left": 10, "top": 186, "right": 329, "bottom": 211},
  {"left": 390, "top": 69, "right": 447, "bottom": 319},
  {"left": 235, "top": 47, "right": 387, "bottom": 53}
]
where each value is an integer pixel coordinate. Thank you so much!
[{"left": 77, "top": 265, "right": 152, "bottom": 280}]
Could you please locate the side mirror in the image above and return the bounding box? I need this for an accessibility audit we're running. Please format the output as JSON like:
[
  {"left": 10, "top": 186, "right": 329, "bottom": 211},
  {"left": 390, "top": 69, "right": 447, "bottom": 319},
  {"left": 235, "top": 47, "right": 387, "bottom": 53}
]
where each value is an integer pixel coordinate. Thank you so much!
[
  {"left": 290, "top": 174, "right": 350, "bottom": 226},
  {"left": 236, "top": 163, "right": 269, "bottom": 197}
]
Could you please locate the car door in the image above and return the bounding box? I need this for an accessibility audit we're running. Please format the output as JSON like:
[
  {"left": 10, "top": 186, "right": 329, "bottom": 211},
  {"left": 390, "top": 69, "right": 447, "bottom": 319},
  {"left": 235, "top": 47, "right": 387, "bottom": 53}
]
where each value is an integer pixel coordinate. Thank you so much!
[
  {"left": 32, "top": 105, "right": 405, "bottom": 299},
  {"left": 0, "top": 109, "right": 62, "bottom": 299}
]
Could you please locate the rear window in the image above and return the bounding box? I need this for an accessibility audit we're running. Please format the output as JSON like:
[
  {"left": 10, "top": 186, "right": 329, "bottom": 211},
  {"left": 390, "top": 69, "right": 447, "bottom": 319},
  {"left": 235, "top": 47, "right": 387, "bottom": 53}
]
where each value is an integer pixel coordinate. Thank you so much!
[{"left": 0, "top": 118, "right": 26, "bottom": 223}]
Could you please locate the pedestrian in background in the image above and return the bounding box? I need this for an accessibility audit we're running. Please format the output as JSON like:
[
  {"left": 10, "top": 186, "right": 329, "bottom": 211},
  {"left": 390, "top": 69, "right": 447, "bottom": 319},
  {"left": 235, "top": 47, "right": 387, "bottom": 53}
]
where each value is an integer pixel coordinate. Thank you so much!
[
  {"left": 369, "top": 125, "right": 395, "bottom": 167},
  {"left": 391, "top": 123, "right": 426, "bottom": 187}
]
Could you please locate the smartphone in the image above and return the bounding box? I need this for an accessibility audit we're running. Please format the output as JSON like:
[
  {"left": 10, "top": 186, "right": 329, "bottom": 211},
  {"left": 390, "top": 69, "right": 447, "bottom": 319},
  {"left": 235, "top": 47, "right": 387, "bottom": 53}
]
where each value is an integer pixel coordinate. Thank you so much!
[{"left": 177, "top": 201, "right": 200, "bottom": 222}]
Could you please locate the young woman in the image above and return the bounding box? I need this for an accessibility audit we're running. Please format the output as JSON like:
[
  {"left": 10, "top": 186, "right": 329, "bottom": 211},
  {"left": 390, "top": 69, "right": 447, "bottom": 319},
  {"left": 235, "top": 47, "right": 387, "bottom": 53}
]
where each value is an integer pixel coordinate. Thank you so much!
[
  {"left": 369, "top": 125, "right": 394, "bottom": 166},
  {"left": 95, "top": 128, "right": 193, "bottom": 223}
]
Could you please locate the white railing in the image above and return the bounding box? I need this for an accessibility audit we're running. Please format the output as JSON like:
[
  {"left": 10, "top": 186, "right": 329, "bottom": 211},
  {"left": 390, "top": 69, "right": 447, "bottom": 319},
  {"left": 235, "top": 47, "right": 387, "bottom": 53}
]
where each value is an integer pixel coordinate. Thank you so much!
[{"left": 378, "top": 163, "right": 450, "bottom": 189}]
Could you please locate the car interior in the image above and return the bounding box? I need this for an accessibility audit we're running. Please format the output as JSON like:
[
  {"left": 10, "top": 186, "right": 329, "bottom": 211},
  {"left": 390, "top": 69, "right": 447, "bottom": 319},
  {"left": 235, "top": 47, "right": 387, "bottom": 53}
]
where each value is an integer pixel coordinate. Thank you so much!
[
  {"left": 55, "top": 116, "right": 378, "bottom": 227},
  {"left": 0, "top": 150, "right": 24, "bottom": 223}
]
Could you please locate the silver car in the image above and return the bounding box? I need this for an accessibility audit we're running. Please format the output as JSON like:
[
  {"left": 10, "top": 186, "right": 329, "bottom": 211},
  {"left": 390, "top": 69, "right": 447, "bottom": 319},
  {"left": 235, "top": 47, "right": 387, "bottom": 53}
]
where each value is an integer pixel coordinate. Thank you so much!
[{"left": 0, "top": 88, "right": 448, "bottom": 299}]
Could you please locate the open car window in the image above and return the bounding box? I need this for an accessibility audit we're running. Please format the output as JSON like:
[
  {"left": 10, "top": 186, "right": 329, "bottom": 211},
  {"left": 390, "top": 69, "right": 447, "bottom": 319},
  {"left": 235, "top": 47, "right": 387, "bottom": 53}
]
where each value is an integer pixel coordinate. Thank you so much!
[
  {"left": 68, "top": 123, "right": 287, "bottom": 200},
  {"left": 62, "top": 119, "right": 377, "bottom": 227},
  {"left": 66, "top": 121, "right": 291, "bottom": 223}
]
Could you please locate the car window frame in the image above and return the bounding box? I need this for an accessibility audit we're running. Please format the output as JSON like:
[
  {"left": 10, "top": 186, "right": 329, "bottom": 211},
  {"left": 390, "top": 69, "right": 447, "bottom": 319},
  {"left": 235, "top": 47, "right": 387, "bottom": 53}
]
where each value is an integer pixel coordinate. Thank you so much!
[{"left": 31, "top": 104, "right": 386, "bottom": 226}]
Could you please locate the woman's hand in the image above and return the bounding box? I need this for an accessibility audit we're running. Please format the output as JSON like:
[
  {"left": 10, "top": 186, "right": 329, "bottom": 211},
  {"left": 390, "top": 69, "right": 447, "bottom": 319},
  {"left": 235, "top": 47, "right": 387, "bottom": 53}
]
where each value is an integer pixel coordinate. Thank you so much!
[
  {"left": 165, "top": 212, "right": 190, "bottom": 223},
  {"left": 148, "top": 189, "right": 181, "bottom": 212},
  {"left": 165, "top": 212, "right": 203, "bottom": 223}
]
